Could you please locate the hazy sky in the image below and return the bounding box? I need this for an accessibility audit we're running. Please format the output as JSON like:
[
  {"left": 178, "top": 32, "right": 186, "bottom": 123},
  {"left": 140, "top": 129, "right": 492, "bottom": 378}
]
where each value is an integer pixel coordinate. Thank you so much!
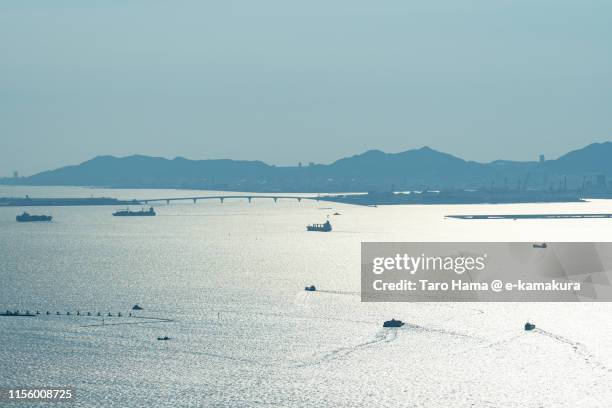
[{"left": 1, "top": 1, "right": 611, "bottom": 176}]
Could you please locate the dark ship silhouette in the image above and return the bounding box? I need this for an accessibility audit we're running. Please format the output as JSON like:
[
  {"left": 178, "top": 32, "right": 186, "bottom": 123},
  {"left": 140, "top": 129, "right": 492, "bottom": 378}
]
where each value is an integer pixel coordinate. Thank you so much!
[
  {"left": 306, "top": 220, "right": 332, "bottom": 232},
  {"left": 113, "top": 207, "right": 156, "bottom": 217},
  {"left": 383, "top": 319, "right": 405, "bottom": 328},
  {"left": 16, "top": 212, "right": 52, "bottom": 222}
]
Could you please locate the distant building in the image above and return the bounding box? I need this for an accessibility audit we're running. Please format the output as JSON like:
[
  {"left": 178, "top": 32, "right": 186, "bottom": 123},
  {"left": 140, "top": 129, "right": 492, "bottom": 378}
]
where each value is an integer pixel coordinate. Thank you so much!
[{"left": 539, "top": 154, "right": 545, "bottom": 163}]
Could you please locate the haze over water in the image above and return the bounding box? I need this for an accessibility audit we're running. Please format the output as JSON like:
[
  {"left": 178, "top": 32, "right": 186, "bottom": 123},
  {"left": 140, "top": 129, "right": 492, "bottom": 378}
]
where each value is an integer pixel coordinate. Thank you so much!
[{"left": 1, "top": 186, "right": 612, "bottom": 407}]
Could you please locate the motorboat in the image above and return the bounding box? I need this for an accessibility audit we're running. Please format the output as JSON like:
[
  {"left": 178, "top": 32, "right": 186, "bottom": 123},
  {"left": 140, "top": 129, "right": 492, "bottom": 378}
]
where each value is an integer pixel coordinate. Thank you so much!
[
  {"left": 524, "top": 322, "right": 536, "bottom": 331},
  {"left": 383, "top": 319, "right": 405, "bottom": 328}
]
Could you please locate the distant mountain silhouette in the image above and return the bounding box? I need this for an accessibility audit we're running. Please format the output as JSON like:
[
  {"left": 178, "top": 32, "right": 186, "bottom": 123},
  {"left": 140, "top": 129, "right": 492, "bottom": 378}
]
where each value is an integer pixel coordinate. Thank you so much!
[
  {"left": 540, "top": 142, "right": 612, "bottom": 174},
  {"left": 24, "top": 154, "right": 274, "bottom": 188},
  {"left": 4, "top": 142, "right": 612, "bottom": 192},
  {"left": 327, "top": 147, "right": 490, "bottom": 178}
]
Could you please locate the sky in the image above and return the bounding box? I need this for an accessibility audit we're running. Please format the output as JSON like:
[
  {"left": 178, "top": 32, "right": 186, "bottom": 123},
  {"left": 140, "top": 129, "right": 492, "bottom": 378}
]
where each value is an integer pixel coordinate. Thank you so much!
[{"left": 1, "top": 0, "right": 611, "bottom": 176}]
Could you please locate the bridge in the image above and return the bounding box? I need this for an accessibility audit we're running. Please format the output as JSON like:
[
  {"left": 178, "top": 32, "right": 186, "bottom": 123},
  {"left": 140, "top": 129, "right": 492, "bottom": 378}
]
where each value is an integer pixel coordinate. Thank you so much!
[{"left": 140, "top": 195, "right": 334, "bottom": 205}]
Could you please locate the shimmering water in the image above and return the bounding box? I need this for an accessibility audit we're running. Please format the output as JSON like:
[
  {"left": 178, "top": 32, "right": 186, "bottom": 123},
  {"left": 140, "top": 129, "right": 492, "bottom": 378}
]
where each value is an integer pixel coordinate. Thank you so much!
[{"left": 1, "top": 186, "right": 611, "bottom": 407}]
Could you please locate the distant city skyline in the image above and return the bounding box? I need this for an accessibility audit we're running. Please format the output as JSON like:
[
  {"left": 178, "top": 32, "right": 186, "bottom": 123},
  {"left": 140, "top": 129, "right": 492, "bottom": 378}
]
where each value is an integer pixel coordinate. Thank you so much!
[{"left": 2, "top": 1, "right": 611, "bottom": 176}]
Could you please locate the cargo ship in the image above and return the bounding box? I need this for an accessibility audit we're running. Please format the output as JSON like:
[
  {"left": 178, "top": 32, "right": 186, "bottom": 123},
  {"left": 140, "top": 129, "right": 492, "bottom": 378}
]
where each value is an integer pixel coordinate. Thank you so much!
[
  {"left": 113, "top": 207, "right": 156, "bottom": 217},
  {"left": 306, "top": 220, "right": 332, "bottom": 232},
  {"left": 16, "top": 212, "right": 52, "bottom": 222}
]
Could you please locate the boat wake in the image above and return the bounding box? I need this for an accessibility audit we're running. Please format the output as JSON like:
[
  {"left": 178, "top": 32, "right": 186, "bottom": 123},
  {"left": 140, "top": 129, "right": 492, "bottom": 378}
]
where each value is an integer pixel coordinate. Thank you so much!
[
  {"left": 479, "top": 328, "right": 610, "bottom": 372},
  {"left": 315, "top": 289, "right": 360, "bottom": 296},
  {"left": 535, "top": 328, "right": 611, "bottom": 372},
  {"left": 296, "top": 328, "right": 399, "bottom": 367},
  {"left": 81, "top": 316, "right": 174, "bottom": 328},
  {"left": 293, "top": 290, "right": 359, "bottom": 307},
  {"left": 217, "top": 308, "right": 375, "bottom": 326},
  {"left": 297, "top": 323, "right": 479, "bottom": 368},
  {"left": 485, "top": 333, "right": 524, "bottom": 349},
  {"left": 403, "top": 322, "right": 479, "bottom": 340}
]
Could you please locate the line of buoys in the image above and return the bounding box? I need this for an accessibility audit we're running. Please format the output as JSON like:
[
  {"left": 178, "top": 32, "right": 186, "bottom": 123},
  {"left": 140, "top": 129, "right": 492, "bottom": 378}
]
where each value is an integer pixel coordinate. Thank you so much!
[
  {"left": 1, "top": 310, "right": 36, "bottom": 317},
  {"left": 4, "top": 309, "right": 142, "bottom": 318},
  {"left": 4, "top": 304, "right": 146, "bottom": 318}
]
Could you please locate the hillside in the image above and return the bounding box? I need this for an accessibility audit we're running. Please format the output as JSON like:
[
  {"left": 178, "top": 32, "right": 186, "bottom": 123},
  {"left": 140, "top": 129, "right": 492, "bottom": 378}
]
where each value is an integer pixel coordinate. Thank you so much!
[{"left": 5, "top": 142, "right": 612, "bottom": 192}]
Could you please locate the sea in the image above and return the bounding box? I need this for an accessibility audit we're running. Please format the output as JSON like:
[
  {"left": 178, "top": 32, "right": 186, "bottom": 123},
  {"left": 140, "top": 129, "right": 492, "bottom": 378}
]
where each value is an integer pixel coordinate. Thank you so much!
[{"left": 1, "top": 186, "right": 611, "bottom": 407}]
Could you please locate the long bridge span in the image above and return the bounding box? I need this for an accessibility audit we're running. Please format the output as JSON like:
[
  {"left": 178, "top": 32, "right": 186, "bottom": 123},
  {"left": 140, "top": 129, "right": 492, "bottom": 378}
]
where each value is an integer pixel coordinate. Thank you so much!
[{"left": 141, "top": 195, "right": 335, "bottom": 205}]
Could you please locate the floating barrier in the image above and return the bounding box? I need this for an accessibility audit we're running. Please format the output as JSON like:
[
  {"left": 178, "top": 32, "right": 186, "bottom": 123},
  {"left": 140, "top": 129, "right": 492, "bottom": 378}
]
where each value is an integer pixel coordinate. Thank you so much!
[
  {"left": 1, "top": 310, "right": 35, "bottom": 317},
  {"left": 1, "top": 307, "right": 165, "bottom": 325}
]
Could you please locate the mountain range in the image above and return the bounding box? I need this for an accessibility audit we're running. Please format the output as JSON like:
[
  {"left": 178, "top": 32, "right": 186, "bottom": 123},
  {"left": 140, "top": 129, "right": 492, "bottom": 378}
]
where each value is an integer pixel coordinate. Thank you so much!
[{"left": 4, "top": 142, "right": 612, "bottom": 193}]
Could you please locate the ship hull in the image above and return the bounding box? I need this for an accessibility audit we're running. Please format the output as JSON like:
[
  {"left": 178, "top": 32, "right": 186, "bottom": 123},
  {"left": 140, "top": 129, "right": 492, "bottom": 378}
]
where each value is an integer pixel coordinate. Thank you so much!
[
  {"left": 306, "top": 226, "right": 331, "bottom": 232},
  {"left": 112, "top": 213, "right": 155, "bottom": 217},
  {"left": 16, "top": 215, "right": 52, "bottom": 222},
  {"left": 113, "top": 207, "right": 156, "bottom": 217}
]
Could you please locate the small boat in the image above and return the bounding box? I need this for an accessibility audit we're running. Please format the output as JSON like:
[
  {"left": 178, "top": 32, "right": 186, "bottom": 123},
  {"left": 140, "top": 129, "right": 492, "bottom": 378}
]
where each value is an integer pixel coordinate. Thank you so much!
[
  {"left": 16, "top": 212, "right": 52, "bottom": 222},
  {"left": 304, "top": 285, "right": 316, "bottom": 292},
  {"left": 533, "top": 243, "right": 547, "bottom": 249},
  {"left": 1, "top": 311, "right": 36, "bottom": 317},
  {"left": 306, "top": 220, "right": 332, "bottom": 232},
  {"left": 113, "top": 207, "right": 156, "bottom": 217},
  {"left": 383, "top": 319, "right": 404, "bottom": 328},
  {"left": 132, "top": 304, "right": 143, "bottom": 310},
  {"left": 157, "top": 336, "right": 171, "bottom": 341},
  {"left": 524, "top": 322, "right": 536, "bottom": 331},
  {"left": 333, "top": 212, "right": 341, "bottom": 216}
]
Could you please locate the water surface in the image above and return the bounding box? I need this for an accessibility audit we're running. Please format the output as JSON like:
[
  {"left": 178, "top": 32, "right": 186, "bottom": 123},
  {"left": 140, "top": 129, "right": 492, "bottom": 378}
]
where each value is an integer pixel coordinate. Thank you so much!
[{"left": 1, "top": 186, "right": 611, "bottom": 407}]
